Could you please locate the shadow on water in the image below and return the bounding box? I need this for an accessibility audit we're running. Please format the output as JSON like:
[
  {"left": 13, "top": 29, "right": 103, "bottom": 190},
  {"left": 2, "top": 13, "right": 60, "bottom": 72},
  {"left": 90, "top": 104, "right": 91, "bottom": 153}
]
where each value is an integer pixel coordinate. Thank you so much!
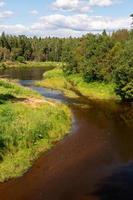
[{"left": 92, "top": 162, "right": 133, "bottom": 200}]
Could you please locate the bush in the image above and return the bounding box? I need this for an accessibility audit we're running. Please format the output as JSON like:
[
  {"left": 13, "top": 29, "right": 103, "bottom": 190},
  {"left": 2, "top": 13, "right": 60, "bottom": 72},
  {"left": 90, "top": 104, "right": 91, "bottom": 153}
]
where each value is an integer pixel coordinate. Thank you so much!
[
  {"left": 115, "top": 65, "right": 133, "bottom": 101},
  {"left": 16, "top": 56, "right": 26, "bottom": 63},
  {"left": 114, "top": 40, "right": 133, "bottom": 101},
  {"left": 0, "top": 63, "right": 6, "bottom": 69}
]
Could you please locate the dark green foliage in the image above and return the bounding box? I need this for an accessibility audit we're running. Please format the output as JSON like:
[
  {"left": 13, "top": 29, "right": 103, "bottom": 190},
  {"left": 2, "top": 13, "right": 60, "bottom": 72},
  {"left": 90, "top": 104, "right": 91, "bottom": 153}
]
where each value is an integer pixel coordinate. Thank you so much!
[
  {"left": 114, "top": 40, "right": 133, "bottom": 101},
  {"left": 0, "top": 32, "right": 67, "bottom": 62},
  {"left": 0, "top": 63, "right": 6, "bottom": 69},
  {"left": 16, "top": 56, "right": 26, "bottom": 63},
  {"left": 60, "top": 30, "right": 133, "bottom": 101},
  {"left": 71, "top": 32, "right": 115, "bottom": 82},
  {"left": 0, "top": 29, "right": 133, "bottom": 101},
  {"left": 61, "top": 37, "right": 80, "bottom": 74}
]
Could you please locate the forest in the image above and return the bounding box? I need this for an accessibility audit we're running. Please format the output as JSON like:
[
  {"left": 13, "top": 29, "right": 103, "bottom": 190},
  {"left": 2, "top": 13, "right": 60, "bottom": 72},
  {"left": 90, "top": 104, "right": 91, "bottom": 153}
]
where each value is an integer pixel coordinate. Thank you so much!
[
  {"left": 0, "top": 29, "right": 133, "bottom": 101},
  {"left": 0, "top": 0, "right": 133, "bottom": 198}
]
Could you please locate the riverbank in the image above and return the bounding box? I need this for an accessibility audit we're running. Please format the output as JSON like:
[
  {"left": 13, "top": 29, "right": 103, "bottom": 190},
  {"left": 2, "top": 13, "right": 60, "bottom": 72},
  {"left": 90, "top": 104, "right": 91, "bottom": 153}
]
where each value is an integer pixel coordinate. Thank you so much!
[
  {"left": 0, "top": 61, "right": 62, "bottom": 69},
  {"left": 0, "top": 79, "right": 71, "bottom": 182},
  {"left": 36, "top": 68, "right": 119, "bottom": 101}
]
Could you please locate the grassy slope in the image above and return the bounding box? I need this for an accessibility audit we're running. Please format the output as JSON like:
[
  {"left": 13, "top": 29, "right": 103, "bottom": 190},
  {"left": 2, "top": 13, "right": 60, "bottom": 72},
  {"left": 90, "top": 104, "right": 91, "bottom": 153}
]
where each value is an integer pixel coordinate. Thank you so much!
[
  {"left": 0, "top": 79, "right": 71, "bottom": 182},
  {"left": 67, "top": 74, "right": 118, "bottom": 100},
  {"left": 36, "top": 68, "right": 119, "bottom": 100}
]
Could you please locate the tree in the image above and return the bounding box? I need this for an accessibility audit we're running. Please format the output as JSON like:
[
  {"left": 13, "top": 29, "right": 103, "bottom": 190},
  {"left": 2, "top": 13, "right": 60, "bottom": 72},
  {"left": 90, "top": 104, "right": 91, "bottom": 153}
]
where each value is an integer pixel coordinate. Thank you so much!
[
  {"left": 10, "top": 48, "right": 22, "bottom": 61},
  {"left": 112, "top": 29, "right": 129, "bottom": 41},
  {"left": 114, "top": 40, "right": 133, "bottom": 101},
  {"left": 0, "top": 32, "right": 11, "bottom": 51},
  {"left": 75, "top": 33, "right": 114, "bottom": 82},
  {"left": 61, "top": 37, "right": 79, "bottom": 74}
]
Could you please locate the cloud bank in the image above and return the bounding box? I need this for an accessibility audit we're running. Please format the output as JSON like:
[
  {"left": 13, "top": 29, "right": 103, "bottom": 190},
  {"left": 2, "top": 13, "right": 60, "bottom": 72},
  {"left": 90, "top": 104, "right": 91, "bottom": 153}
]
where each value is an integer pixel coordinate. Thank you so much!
[{"left": 0, "top": 0, "right": 131, "bottom": 37}]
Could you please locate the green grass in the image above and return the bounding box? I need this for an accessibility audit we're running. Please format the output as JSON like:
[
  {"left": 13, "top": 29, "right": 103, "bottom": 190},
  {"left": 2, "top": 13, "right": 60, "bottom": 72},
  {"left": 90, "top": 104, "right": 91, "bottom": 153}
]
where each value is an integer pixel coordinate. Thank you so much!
[
  {"left": 0, "top": 61, "right": 63, "bottom": 69},
  {"left": 67, "top": 74, "right": 119, "bottom": 100},
  {"left": 36, "top": 68, "right": 119, "bottom": 100},
  {"left": 0, "top": 79, "right": 71, "bottom": 182},
  {"left": 36, "top": 68, "right": 78, "bottom": 98},
  {"left": 0, "top": 79, "right": 41, "bottom": 104}
]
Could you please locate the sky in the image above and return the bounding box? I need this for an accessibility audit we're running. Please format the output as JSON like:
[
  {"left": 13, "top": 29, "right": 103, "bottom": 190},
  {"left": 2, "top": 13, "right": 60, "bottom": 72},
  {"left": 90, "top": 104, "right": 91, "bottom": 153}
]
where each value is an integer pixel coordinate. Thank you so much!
[{"left": 0, "top": 0, "right": 133, "bottom": 37}]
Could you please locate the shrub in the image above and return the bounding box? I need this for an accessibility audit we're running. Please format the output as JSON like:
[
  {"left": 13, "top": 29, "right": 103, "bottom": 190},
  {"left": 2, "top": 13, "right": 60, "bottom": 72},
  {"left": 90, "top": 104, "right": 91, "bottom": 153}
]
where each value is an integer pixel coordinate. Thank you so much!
[
  {"left": 16, "top": 56, "right": 26, "bottom": 63},
  {"left": 114, "top": 40, "right": 133, "bottom": 101}
]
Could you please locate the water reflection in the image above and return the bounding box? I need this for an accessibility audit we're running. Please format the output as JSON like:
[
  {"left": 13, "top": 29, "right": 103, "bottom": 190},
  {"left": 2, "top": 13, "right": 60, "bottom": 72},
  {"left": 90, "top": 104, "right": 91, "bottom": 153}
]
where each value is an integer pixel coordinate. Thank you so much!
[{"left": 0, "top": 66, "right": 53, "bottom": 80}]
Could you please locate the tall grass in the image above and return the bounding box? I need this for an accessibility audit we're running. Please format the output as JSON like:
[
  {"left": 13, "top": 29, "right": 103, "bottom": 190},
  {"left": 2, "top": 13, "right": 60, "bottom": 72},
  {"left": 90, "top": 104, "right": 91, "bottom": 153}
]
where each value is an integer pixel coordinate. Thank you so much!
[
  {"left": 67, "top": 74, "right": 119, "bottom": 100},
  {"left": 0, "top": 79, "right": 41, "bottom": 102},
  {"left": 0, "top": 79, "right": 71, "bottom": 182}
]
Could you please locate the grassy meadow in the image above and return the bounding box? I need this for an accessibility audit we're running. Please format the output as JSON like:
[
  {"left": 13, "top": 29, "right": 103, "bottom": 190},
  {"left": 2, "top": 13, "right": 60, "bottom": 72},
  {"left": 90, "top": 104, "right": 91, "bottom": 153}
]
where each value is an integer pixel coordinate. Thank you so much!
[{"left": 0, "top": 79, "right": 71, "bottom": 182}]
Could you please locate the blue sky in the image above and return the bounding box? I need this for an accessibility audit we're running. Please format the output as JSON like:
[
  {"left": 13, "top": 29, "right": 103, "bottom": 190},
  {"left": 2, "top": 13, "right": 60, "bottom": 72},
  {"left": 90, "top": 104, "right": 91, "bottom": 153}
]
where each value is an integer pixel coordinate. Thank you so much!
[{"left": 0, "top": 0, "right": 132, "bottom": 37}]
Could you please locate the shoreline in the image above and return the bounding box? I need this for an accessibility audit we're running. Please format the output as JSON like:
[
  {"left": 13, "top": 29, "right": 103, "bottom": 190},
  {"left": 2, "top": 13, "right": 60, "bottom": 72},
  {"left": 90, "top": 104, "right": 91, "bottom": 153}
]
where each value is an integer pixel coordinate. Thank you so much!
[
  {"left": 36, "top": 68, "right": 120, "bottom": 101},
  {"left": 0, "top": 61, "right": 63, "bottom": 69}
]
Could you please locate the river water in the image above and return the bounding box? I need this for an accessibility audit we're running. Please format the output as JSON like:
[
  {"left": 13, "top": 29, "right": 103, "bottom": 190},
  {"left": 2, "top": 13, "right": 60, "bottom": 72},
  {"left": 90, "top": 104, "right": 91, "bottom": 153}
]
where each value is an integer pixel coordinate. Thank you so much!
[{"left": 0, "top": 67, "right": 133, "bottom": 200}]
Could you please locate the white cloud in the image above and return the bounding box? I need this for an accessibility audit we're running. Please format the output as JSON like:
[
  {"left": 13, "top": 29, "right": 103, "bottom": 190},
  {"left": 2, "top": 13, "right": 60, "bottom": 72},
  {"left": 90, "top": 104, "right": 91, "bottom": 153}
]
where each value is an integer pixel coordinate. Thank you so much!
[
  {"left": 89, "top": 0, "right": 116, "bottom": 7},
  {"left": 31, "top": 14, "right": 131, "bottom": 32},
  {"left": 53, "top": 0, "right": 119, "bottom": 13},
  {"left": 0, "top": 1, "right": 5, "bottom": 8},
  {"left": 29, "top": 10, "right": 38, "bottom": 15},
  {"left": 0, "top": 0, "right": 125, "bottom": 37},
  {"left": 53, "top": 0, "right": 91, "bottom": 13},
  {"left": 0, "top": 24, "right": 28, "bottom": 35},
  {"left": 0, "top": 11, "right": 14, "bottom": 20},
  {"left": 0, "top": 12, "right": 130, "bottom": 37},
  {"left": 0, "top": 13, "right": 130, "bottom": 37}
]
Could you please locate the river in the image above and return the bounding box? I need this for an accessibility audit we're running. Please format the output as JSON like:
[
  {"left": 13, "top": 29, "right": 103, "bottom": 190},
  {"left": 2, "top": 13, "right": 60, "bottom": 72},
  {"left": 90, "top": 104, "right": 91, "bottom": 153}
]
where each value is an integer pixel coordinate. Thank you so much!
[{"left": 0, "top": 66, "right": 133, "bottom": 200}]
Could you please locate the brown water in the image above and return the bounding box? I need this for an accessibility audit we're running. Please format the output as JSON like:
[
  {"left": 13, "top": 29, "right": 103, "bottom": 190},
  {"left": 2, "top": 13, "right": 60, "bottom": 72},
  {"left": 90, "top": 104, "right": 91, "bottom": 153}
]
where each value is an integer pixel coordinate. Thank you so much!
[{"left": 0, "top": 67, "right": 133, "bottom": 200}]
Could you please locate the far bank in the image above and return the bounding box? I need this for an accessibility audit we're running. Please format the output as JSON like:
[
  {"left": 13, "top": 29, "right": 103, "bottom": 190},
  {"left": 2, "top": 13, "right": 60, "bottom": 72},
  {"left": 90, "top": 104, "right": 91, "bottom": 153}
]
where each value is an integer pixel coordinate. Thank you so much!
[
  {"left": 36, "top": 68, "right": 120, "bottom": 101},
  {"left": 0, "top": 61, "right": 63, "bottom": 69}
]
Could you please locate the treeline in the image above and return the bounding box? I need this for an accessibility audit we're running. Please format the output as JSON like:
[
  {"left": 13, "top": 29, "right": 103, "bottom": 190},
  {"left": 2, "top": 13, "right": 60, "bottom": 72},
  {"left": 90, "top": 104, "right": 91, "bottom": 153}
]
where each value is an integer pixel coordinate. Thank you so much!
[
  {"left": 0, "top": 32, "right": 78, "bottom": 62},
  {"left": 0, "top": 30, "right": 133, "bottom": 101},
  {"left": 62, "top": 29, "right": 133, "bottom": 102}
]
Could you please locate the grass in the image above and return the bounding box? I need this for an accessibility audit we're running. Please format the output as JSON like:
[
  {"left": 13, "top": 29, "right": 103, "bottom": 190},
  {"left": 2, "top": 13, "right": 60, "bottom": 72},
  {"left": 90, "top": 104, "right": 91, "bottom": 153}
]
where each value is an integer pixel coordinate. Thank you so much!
[
  {"left": 36, "top": 68, "right": 79, "bottom": 98},
  {"left": 0, "top": 79, "right": 71, "bottom": 182},
  {"left": 36, "top": 68, "right": 119, "bottom": 100},
  {"left": 0, "top": 61, "right": 63, "bottom": 69},
  {"left": 0, "top": 79, "right": 41, "bottom": 100},
  {"left": 67, "top": 74, "right": 119, "bottom": 100}
]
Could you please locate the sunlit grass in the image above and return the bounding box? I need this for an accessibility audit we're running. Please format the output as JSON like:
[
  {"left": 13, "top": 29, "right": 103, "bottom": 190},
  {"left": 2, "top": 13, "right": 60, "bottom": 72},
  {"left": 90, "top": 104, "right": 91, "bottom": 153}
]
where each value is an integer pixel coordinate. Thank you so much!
[
  {"left": 0, "top": 79, "right": 41, "bottom": 101},
  {"left": 67, "top": 74, "right": 119, "bottom": 100},
  {"left": 36, "top": 68, "right": 119, "bottom": 100},
  {"left": 36, "top": 69, "right": 78, "bottom": 98},
  {"left": 0, "top": 79, "right": 72, "bottom": 182}
]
